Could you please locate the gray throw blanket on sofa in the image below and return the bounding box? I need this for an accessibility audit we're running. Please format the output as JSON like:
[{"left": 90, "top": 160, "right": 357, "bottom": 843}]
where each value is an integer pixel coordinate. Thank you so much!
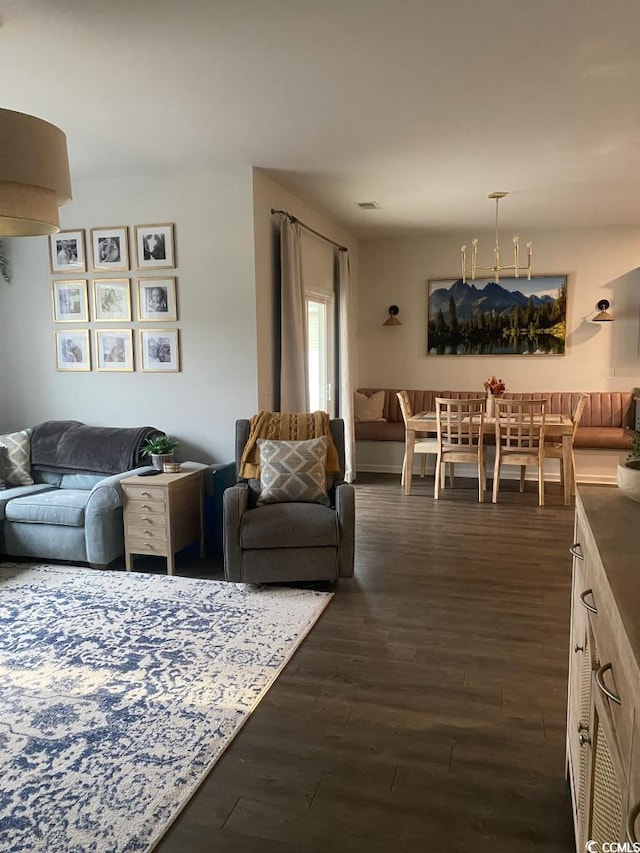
[{"left": 31, "top": 420, "right": 165, "bottom": 475}]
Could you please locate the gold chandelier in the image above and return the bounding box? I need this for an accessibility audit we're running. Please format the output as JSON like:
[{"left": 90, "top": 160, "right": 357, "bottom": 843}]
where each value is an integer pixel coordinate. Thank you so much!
[
  {"left": 0, "top": 108, "right": 72, "bottom": 236},
  {"left": 461, "top": 192, "right": 532, "bottom": 284}
]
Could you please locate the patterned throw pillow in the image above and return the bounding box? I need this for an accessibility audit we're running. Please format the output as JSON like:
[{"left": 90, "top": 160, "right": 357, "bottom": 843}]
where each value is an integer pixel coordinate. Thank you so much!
[
  {"left": 256, "top": 436, "right": 330, "bottom": 506},
  {"left": 0, "top": 428, "right": 34, "bottom": 486},
  {"left": 0, "top": 446, "right": 5, "bottom": 490}
]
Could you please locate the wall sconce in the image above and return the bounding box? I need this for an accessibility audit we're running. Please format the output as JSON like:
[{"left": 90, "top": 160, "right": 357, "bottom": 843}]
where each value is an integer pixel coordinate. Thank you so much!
[
  {"left": 592, "top": 299, "right": 614, "bottom": 322},
  {"left": 383, "top": 305, "right": 402, "bottom": 326}
]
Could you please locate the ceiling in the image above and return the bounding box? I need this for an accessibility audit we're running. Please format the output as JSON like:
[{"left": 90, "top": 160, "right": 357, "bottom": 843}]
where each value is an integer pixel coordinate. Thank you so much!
[{"left": 2, "top": 0, "right": 640, "bottom": 237}]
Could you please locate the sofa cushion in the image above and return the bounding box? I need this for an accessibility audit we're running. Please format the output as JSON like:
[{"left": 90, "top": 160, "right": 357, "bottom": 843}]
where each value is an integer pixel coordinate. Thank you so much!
[
  {"left": 0, "top": 428, "right": 34, "bottom": 485},
  {"left": 240, "top": 502, "right": 339, "bottom": 549},
  {"left": 354, "top": 390, "right": 386, "bottom": 422},
  {"left": 5, "top": 489, "right": 90, "bottom": 527},
  {"left": 0, "top": 484, "right": 57, "bottom": 521},
  {"left": 256, "top": 437, "right": 330, "bottom": 506}
]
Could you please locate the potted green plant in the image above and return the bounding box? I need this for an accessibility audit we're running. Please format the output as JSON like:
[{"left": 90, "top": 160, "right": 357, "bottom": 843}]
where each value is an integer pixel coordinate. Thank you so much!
[
  {"left": 141, "top": 435, "right": 179, "bottom": 470},
  {"left": 617, "top": 431, "right": 640, "bottom": 501}
]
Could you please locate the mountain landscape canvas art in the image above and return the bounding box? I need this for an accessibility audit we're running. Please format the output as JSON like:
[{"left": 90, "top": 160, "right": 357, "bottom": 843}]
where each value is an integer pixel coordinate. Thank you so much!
[{"left": 427, "top": 275, "right": 567, "bottom": 355}]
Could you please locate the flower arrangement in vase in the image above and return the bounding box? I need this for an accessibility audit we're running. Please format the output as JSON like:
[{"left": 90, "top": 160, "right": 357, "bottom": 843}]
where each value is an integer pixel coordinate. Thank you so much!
[{"left": 483, "top": 376, "right": 506, "bottom": 417}]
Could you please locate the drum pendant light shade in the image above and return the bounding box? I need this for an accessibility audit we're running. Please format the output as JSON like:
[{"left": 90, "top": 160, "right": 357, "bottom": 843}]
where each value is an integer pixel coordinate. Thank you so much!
[{"left": 0, "top": 108, "right": 72, "bottom": 236}]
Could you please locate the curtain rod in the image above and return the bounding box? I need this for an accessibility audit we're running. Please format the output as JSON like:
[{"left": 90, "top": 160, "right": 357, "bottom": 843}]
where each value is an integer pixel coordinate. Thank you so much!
[{"left": 271, "top": 208, "right": 348, "bottom": 252}]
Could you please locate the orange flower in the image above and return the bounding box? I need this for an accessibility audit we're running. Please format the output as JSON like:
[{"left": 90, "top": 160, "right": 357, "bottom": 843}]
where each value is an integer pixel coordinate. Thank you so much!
[{"left": 483, "top": 375, "right": 506, "bottom": 395}]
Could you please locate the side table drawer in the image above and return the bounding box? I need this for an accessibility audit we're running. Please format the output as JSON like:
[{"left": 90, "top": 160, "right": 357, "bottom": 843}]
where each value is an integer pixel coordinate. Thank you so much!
[
  {"left": 126, "top": 511, "right": 168, "bottom": 529},
  {"left": 123, "top": 484, "right": 166, "bottom": 502},
  {"left": 126, "top": 536, "right": 168, "bottom": 555}
]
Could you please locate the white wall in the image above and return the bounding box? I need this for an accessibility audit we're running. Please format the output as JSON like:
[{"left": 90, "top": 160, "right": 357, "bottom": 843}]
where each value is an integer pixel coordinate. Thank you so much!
[
  {"left": 0, "top": 167, "right": 258, "bottom": 464},
  {"left": 357, "top": 227, "right": 640, "bottom": 481}
]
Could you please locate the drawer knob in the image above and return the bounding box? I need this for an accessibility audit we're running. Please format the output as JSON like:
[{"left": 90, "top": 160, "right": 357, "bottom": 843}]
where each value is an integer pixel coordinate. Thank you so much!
[
  {"left": 141, "top": 491, "right": 151, "bottom": 497},
  {"left": 627, "top": 800, "right": 640, "bottom": 842},
  {"left": 141, "top": 505, "right": 151, "bottom": 510},
  {"left": 570, "top": 543, "right": 584, "bottom": 560},
  {"left": 574, "top": 643, "right": 584, "bottom": 653},
  {"left": 143, "top": 529, "right": 151, "bottom": 535},
  {"left": 595, "top": 662, "right": 621, "bottom": 705},
  {"left": 142, "top": 516, "right": 151, "bottom": 521},
  {"left": 144, "top": 542, "right": 152, "bottom": 548},
  {"left": 578, "top": 731, "right": 591, "bottom": 747},
  {"left": 579, "top": 589, "right": 598, "bottom": 614}
]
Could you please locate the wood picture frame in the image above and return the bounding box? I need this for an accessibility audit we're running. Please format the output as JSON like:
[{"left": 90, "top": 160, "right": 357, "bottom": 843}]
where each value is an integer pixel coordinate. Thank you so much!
[
  {"left": 54, "top": 330, "right": 91, "bottom": 371},
  {"left": 51, "top": 280, "right": 89, "bottom": 323},
  {"left": 134, "top": 223, "right": 175, "bottom": 269},
  {"left": 95, "top": 329, "right": 134, "bottom": 372},
  {"left": 137, "top": 277, "right": 177, "bottom": 321},
  {"left": 49, "top": 230, "right": 86, "bottom": 274},
  {"left": 90, "top": 226, "right": 129, "bottom": 272},
  {"left": 92, "top": 278, "right": 131, "bottom": 322},
  {"left": 139, "top": 328, "right": 180, "bottom": 372}
]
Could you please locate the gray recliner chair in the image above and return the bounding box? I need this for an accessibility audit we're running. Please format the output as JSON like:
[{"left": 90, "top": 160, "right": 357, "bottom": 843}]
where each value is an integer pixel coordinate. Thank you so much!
[{"left": 223, "top": 418, "right": 355, "bottom": 583}]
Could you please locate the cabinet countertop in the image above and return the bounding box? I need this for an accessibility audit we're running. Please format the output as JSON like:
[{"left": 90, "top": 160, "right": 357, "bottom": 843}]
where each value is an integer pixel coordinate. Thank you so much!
[{"left": 576, "top": 484, "right": 640, "bottom": 661}]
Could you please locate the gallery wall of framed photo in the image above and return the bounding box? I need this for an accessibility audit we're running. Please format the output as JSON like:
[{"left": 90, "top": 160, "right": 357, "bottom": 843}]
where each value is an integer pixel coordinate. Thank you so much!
[{"left": 49, "top": 224, "right": 180, "bottom": 373}]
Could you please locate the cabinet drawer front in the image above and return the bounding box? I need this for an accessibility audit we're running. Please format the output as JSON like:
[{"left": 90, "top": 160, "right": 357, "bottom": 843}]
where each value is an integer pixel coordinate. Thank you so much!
[
  {"left": 126, "top": 537, "right": 168, "bottom": 555},
  {"left": 588, "top": 566, "right": 636, "bottom": 779},
  {"left": 126, "top": 522, "right": 167, "bottom": 542},
  {"left": 123, "top": 485, "right": 166, "bottom": 502},
  {"left": 124, "top": 497, "right": 166, "bottom": 513},
  {"left": 126, "top": 511, "right": 168, "bottom": 529}
]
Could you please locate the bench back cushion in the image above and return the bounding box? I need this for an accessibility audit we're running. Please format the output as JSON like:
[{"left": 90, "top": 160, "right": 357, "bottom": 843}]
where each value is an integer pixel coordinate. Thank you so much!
[{"left": 356, "top": 389, "right": 633, "bottom": 429}]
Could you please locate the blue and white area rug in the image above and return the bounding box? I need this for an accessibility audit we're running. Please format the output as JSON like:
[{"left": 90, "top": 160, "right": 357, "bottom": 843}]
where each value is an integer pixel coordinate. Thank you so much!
[{"left": 0, "top": 563, "right": 332, "bottom": 852}]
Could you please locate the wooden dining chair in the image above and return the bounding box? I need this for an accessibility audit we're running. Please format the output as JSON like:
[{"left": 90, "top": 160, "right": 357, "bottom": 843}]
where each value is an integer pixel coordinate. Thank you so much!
[
  {"left": 492, "top": 398, "right": 547, "bottom": 506},
  {"left": 545, "top": 393, "right": 589, "bottom": 495},
  {"left": 396, "top": 391, "right": 450, "bottom": 493},
  {"left": 434, "top": 397, "right": 486, "bottom": 501}
]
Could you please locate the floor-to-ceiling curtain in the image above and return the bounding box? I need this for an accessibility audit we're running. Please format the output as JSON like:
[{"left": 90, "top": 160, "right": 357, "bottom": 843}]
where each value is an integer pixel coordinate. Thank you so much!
[
  {"left": 337, "top": 249, "right": 355, "bottom": 482},
  {"left": 279, "top": 218, "right": 309, "bottom": 412}
]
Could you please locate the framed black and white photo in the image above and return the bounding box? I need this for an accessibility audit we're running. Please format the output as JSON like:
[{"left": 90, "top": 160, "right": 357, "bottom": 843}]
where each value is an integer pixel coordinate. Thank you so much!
[
  {"left": 95, "top": 329, "right": 134, "bottom": 372},
  {"left": 92, "top": 278, "right": 131, "bottom": 322},
  {"left": 51, "top": 280, "right": 89, "bottom": 323},
  {"left": 54, "top": 330, "right": 91, "bottom": 371},
  {"left": 90, "top": 226, "right": 129, "bottom": 272},
  {"left": 134, "top": 223, "right": 175, "bottom": 269},
  {"left": 139, "top": 329, "right": 179, "bottom": 372},
  {"left": 49, "top": 230, "right": 86, "bottom": 273},
  {"left": 137, "top": 277, "right": 177, "bottom": 321}
]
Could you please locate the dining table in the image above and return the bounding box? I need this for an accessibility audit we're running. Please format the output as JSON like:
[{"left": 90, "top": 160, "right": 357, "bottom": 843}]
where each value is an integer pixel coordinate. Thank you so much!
[{"left": 404, "top": 410, "right": 575, "bottom": 505}]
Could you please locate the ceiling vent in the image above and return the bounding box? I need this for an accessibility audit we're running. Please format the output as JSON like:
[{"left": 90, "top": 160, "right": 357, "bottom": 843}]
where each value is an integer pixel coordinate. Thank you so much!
[{"left": 356, "top": 201, "right": 382, "bottom": 210}]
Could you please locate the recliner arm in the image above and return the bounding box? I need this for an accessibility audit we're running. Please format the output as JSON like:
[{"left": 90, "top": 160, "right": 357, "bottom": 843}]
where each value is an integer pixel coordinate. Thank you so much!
[
  {"left": 223, "top": 483, "right": 249, "bottom": 582},
  {"left": 335, "top": 482, "right": 355, "bottom": 578}
]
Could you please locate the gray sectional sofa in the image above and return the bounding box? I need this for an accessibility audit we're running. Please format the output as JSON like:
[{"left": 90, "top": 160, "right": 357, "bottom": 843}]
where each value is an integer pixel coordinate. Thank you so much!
[{"left": 0, "top": 420, "right": 163, "bottom": 567}]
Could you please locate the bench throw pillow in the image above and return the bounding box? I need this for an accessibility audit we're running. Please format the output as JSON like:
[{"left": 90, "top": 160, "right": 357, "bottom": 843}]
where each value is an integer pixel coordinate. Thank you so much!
[
  {"left": 0, "top": 428, "right": 34, "bottom": 486},
  {"left": 354, "top": 390, "right": 386, "bottom": 422},
  {"left": 256, "top": 436, "right": 330, "bottom": 506}
]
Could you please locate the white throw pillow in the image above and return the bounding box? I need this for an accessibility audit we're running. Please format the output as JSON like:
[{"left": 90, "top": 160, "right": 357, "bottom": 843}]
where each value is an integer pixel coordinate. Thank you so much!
[{"left": 354, "top": 390, "right": 387, "bottom": 422}]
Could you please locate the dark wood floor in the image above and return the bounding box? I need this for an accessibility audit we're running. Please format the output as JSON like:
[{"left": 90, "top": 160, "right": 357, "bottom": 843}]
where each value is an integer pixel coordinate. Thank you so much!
[{"left": 156, "top": 472, "right": 577, "bottom": 853}]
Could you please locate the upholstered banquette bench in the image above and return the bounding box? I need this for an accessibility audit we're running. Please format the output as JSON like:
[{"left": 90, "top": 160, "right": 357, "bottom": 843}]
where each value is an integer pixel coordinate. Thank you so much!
[{"left": 354, "top": 388, "right": 634, "bottom": 451}]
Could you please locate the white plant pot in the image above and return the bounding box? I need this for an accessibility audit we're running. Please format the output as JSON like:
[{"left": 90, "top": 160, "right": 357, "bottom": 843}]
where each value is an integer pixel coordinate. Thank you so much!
[
  {"left": 616, "top": 460, "right": 640, "bottom": 502},
  {"left": 151, "top": 452, "right": 174, "bottom": 471}
]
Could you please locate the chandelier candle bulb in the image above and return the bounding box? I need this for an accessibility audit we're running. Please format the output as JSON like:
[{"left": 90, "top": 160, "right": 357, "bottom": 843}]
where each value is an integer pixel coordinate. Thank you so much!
[{"left": 461, "top": 245, "right": 467, "bottom": 282}]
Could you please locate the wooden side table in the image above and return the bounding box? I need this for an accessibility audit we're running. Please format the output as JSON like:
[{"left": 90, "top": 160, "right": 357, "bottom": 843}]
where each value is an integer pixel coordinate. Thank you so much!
[{"left": 121, "top": 466, "right": 204, "bottom": 575}]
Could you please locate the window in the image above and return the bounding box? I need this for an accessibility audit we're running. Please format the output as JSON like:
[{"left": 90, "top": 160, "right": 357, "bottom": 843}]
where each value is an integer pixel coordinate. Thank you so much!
[{"left": 306, "top": 293, "right": 335, "bottom": 415}]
